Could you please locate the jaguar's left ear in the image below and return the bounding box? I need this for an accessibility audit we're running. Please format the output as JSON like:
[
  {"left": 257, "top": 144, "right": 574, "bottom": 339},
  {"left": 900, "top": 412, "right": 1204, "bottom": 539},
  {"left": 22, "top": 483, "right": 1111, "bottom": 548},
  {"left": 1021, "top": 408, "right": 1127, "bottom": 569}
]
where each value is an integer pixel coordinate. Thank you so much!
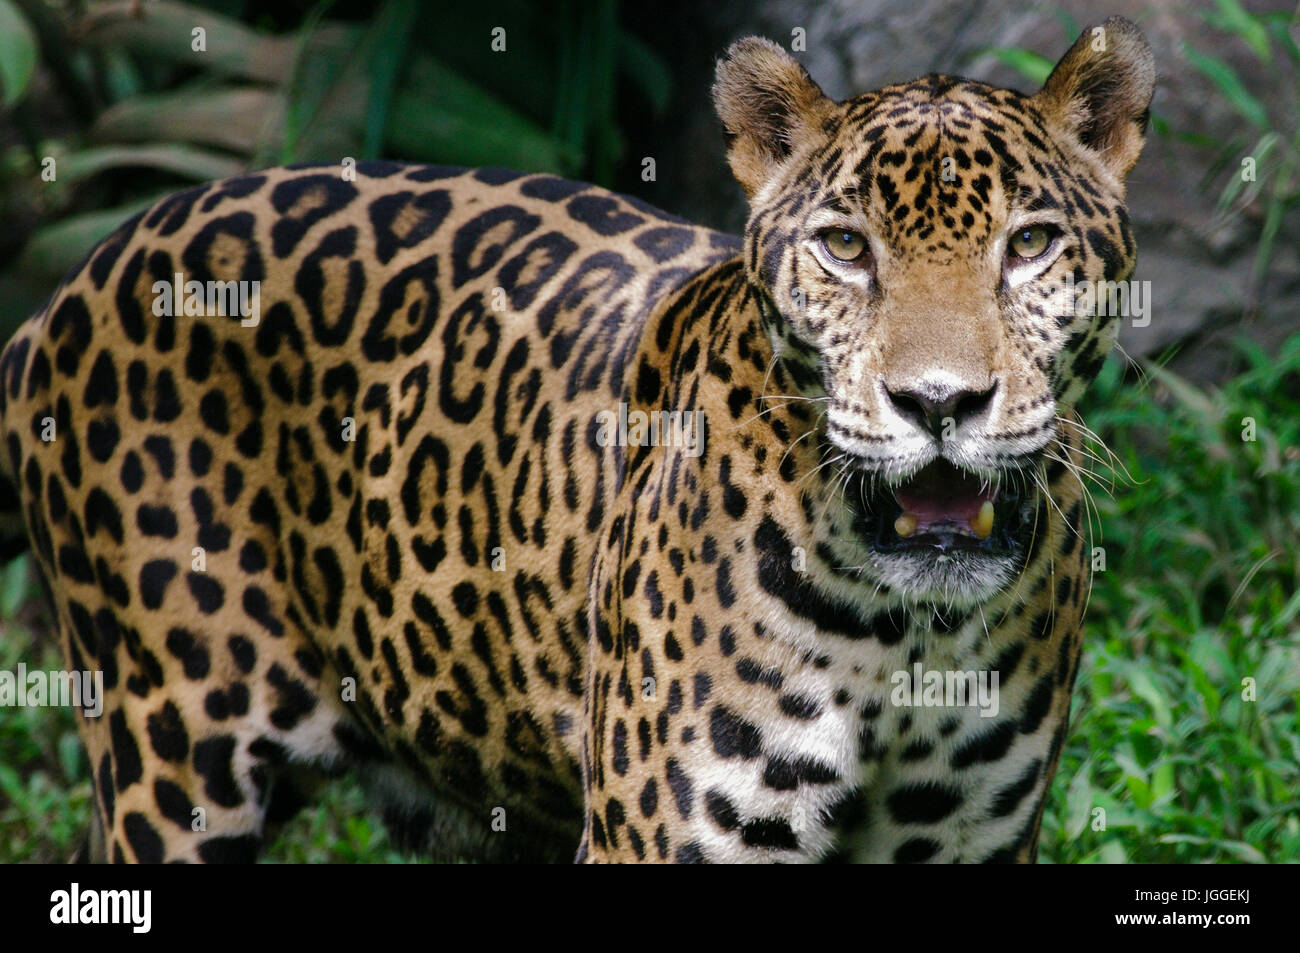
[{"left": 1033, "top": 16, "right": 1155, "bottom": 182}]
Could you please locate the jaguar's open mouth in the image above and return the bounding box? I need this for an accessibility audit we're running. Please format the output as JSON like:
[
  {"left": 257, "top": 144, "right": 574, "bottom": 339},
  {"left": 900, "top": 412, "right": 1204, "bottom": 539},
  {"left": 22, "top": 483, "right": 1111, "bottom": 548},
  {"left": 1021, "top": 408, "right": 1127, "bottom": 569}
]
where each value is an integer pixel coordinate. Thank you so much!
[{"left": 853, "top": 459, "right": 1030, "bottom": 555}]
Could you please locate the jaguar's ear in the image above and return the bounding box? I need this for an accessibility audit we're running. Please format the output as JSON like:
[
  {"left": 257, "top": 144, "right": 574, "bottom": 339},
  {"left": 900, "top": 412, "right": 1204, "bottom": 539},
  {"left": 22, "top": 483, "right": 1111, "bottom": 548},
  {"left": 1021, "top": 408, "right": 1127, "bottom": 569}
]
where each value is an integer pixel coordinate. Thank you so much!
[
  {"left": 713, "top": 37, "right": 834, "bottom": 198},
  {"left": 1034, "top": 16, "right": 1155, "bottom": 182}
]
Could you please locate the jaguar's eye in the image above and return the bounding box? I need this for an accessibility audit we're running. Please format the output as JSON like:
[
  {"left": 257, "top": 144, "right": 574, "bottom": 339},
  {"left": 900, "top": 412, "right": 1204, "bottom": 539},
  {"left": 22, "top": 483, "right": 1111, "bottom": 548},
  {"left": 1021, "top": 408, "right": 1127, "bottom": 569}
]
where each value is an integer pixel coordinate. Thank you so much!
[
  {"left": 820, "top": 229, "right": 868, "bottom": 264},
  {"left": 1007, "top": 224, "right": 1056, "bottom": 261}
]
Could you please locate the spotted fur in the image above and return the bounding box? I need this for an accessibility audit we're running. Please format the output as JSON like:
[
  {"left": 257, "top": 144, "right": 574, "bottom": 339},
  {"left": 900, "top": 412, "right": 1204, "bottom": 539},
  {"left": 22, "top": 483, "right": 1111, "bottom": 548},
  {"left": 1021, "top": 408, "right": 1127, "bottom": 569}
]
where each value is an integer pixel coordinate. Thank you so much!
[{"left": 0, "top": 18, "right": 1153, "bottom": 862}]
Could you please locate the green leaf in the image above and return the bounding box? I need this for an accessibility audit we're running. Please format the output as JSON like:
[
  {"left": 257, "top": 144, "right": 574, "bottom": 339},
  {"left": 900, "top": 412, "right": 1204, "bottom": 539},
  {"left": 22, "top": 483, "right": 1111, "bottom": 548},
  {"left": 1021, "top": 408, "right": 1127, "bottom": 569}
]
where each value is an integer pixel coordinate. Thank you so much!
[
  {"left": 1052, "top": 12, "right": 1081, "bottom": 41},
  {"left": 1157, "top": 832, "right": 1210, "bottom": 846},
  {"left": 1183, "top": 650, "right": 1221, "bottom": 718},
  {"left": 0, "top": 762, "right": 23, "bottom": 802},
  {"left": 1121, "top": 776, "right": 1152, "bottom": 809},
  {"left": 363, "top": 0, "right": 419, "bottom": 158},
  {"left": 78, "top": 0, "right": 290, "bottom": 84},
  {"left": 1098, "top": 840, "right": 1129, "bottom": 863},
  {"left": 618, "top": 33, "right": 671, "bottom": 113},
  {"left": 1217, "top": 840, "right": 1267, "bottom": 863},
  {"left": 1124, "top": 666, "right": 1172, "bottom": 729},
  {"left": 1152, "top": 760, "right": 1176, "bottom": 801},
  {"left": 1209, "top": 0, "right": 1271, "bottom": 62},
  {"left": 101, "top": 47, "right": 144, "bottom": 103},
  {"left": 93, "top": 85, "right": 283, "bottom": 155},
  {"left": 1141, "top": 361, "right": 1219, "bottom": 419},
  {"left": 976, "top": 47, "right": 1054, "bottom": 86},
  {"left": 1262, "top": 13, "right": 1300, "bottom": 65},
  {"left": 10, "top": 197, "right": 165, "bottom": 287},
  {"left": 1216, "top": 132, "right": 1276, "bottom": 215},
  {"left": 57, "top": 731, "right": 84, "bottom": 783},
  {"left": 279, "top": 2, "right": 358, "bottom": 163},
  {"left": 1064, "top": 764, "right": 1094, "bottom": 841},
  {"left": 0, "top": 0, "right": 39, "bottom": 106},
  {"left": 55, "top": 144, "right": 246, "bottom": 184},
  {"left": 0, "top": 556, "right": 28, "bottom": 617},
  {"left": 386, "top": 56, "right": 570, "bottom": 173},
  {"left": 1183, "top": 44, "right": 1269, "bottom": 129}
]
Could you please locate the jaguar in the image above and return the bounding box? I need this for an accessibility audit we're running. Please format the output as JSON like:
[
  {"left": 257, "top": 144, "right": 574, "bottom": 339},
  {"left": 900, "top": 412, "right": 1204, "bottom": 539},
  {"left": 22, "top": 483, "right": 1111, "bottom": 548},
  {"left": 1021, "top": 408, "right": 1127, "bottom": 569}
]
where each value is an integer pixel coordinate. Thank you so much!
[{"left": 0, "top": 17, "right": 1154, "bottom": 862}]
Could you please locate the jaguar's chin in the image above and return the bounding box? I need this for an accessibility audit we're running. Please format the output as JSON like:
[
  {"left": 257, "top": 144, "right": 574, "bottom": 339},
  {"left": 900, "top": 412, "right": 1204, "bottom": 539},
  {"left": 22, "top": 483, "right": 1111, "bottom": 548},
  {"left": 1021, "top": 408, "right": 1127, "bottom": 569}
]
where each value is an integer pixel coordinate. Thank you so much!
[{"left": 846, "top": 457, "right": 1040, "bottom": 605}]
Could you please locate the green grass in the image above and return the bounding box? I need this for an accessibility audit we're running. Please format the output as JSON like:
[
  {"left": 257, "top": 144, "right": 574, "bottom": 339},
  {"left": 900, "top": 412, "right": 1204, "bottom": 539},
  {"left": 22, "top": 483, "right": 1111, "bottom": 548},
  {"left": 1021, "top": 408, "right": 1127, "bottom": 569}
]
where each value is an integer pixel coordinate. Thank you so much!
[
  {"left": 1, "top": 338, "right": 1298, "bottom": 863},
  {"left": 0, "top": 565, "right": 90, "bottom": 863},
  {"left": 264, "top": 783, "right": 422, "bottom": 864}
]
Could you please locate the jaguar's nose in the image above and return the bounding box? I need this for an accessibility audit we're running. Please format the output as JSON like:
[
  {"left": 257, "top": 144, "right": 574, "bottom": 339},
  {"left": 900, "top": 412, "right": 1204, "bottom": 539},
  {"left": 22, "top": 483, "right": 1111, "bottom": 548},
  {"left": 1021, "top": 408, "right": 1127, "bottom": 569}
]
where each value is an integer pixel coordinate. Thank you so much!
[{"left": 885, "top": 379, "right": 997, "bottom": 439}]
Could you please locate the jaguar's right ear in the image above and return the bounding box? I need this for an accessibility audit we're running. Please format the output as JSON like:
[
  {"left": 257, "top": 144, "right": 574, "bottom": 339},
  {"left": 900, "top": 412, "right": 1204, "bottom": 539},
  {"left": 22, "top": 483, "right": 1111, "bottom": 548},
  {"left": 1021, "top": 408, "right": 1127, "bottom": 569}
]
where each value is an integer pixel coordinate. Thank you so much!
[{"left": 713, "top": 37, "right": 834, "bottom": 199}]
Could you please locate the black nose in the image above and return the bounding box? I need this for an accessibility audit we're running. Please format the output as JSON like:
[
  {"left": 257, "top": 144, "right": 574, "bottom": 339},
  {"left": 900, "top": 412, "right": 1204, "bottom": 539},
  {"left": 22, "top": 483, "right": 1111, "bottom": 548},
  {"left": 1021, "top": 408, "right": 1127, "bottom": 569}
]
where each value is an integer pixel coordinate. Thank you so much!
[{"left": 885, "top": 380, "right": 997, "bottom": 438}]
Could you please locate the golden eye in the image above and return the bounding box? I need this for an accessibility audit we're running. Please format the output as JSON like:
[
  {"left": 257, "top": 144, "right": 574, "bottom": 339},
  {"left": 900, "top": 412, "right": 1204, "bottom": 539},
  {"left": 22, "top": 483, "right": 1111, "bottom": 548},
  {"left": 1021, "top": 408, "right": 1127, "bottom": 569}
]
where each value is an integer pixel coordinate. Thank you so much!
[
  {"left": 1008, "top": 225, "right": 1054, "bottom": 260},
  {"left": 820, "top": 229, "right": 868, "bottom": 263}
]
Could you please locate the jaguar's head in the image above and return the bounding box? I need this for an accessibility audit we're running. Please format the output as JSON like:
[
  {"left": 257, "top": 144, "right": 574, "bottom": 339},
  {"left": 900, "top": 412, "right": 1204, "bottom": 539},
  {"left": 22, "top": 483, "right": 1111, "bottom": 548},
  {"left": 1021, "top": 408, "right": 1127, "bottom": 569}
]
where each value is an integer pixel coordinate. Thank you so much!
[{"left": 715, "top": 18, "right": 1154, "bottom": 605}]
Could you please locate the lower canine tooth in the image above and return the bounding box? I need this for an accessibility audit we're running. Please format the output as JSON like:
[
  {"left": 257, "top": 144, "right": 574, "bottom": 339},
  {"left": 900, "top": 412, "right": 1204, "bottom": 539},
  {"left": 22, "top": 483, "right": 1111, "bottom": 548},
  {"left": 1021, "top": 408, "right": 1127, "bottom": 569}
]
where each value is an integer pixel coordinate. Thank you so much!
[
  {"left": 895, "top": 513, "right": 918, "bottom": 538},
  {"left": 971, "top": 500, "right": 995, "bottom": 539}
]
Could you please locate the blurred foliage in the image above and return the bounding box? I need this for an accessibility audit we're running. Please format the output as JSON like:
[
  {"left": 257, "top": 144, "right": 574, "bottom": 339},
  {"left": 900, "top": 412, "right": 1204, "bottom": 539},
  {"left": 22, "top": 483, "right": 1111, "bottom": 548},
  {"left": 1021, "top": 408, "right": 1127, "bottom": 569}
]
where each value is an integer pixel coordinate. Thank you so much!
[
  {"left": 1039, "top": 337, "right": 1300, "bottom": 862},
  {"left": 1184, "top": 0, "right": 1300, "bottom": 306},
  {"left": 0, "top": 0, "right": 669, "bottom": 340}
]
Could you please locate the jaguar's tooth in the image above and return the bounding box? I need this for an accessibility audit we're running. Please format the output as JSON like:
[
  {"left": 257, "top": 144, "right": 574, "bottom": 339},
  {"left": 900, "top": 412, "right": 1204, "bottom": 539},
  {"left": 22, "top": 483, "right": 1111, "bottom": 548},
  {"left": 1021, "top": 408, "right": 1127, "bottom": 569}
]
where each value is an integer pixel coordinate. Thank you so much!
[
  {"left": 894, "top": 513, "right": 918, "bottom": 538},
  {"left": 971, "top": 500, "right": 995, "bottom": 539}
]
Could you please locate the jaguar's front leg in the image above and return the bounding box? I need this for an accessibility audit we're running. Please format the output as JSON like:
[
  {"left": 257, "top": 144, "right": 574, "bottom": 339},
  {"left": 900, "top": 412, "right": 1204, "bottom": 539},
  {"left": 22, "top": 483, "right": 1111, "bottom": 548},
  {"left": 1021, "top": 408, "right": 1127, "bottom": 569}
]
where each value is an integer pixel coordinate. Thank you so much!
[{"left": 578, "top": 546, "right": 864, "bottom": 863}]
